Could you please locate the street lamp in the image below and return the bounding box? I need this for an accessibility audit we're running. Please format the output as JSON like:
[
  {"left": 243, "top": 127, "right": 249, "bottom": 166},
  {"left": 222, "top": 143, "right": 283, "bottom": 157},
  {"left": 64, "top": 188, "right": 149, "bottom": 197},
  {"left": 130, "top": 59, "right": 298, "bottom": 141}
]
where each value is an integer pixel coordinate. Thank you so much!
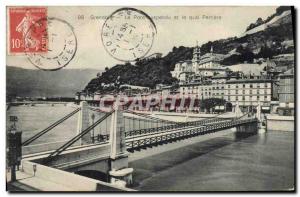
[{"left": 91, "top": 113, "right": 95, "bottom": 143}]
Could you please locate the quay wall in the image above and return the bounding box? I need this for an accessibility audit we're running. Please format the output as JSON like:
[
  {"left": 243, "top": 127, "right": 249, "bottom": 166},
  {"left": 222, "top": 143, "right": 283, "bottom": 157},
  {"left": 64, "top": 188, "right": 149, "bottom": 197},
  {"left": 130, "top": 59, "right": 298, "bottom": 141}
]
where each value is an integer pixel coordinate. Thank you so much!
[{"left": 266, "top": 115, "right": 294, "bottom": 132}]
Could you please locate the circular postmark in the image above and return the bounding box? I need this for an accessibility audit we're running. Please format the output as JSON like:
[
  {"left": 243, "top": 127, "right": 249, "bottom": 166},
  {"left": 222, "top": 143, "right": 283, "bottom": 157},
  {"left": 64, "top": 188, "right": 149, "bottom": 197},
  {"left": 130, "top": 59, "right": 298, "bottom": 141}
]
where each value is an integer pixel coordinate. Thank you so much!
[
  {"left": 101, "top": 7, "right": 157, "bottom": 62},
  {"left": 25, "top": 17, "right": 77, "bottom": 71}
]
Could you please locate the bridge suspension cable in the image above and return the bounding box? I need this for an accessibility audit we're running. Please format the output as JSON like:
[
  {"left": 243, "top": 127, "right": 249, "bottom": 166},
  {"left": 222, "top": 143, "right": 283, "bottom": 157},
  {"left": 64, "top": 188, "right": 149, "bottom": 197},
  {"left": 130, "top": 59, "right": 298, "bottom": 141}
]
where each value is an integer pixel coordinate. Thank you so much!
[
  {"left": 236, "top": 112, "right": 252, "bottom": 120},
  {"left": 124, "top": 110, "right": 176, "bottom": 124},
  {"left": 22, "top": 108, "right": 81, "bottom": 146},
  {"left": 43, "top": 110, "right": 115, "bottom": 164},
  {"left": 123, "top": 111, "right": 234, "bottom": 138}
]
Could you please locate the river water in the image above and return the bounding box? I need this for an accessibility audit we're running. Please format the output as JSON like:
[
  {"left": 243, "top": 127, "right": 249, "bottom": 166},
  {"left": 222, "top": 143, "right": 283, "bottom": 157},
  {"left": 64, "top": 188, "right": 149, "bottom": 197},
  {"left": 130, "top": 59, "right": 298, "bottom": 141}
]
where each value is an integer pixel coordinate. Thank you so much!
[{"left": 129, "top": 130, "right": 294, "bottom": 191}]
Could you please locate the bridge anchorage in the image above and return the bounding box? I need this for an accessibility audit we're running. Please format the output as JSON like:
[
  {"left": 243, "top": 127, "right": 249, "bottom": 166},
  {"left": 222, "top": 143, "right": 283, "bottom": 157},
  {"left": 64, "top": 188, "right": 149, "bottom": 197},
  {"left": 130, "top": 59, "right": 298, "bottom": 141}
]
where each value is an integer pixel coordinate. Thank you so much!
[{"left": 11, "top": 101, "right": 261, "bottom": 191}]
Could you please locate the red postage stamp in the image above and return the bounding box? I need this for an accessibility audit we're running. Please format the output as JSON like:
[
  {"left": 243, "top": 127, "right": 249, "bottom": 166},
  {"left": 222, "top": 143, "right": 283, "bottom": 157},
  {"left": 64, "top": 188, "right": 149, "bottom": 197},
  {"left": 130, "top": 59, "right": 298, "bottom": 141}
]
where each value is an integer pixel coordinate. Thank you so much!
[{"left": 8, "top": 7, "right": 48, "bottom": 54}]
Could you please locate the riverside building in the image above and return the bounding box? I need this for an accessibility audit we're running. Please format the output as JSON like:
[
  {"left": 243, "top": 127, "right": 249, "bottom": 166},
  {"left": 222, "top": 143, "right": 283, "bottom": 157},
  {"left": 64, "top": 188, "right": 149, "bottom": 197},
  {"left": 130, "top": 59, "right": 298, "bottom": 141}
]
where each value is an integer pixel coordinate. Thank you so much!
[
  {"left": 171, "top": 45, "right": 227, "bottom": 84},
  {"left": 178, "top": 76, "right": 276, "bottom": 113}
]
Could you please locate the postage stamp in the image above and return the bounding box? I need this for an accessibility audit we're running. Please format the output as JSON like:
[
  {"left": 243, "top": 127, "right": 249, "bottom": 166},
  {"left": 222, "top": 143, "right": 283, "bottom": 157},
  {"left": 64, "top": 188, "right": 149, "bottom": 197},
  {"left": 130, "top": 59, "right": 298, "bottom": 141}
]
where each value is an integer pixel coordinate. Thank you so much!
[
  {"left": 8, "top": 7, "right": 48, "bottom": 54},
  {"left": 26, "top": 17, "right": 77, "bottom": 71},
  {"left": 101, "top": 7, "right": 157, "bottom": 62}
]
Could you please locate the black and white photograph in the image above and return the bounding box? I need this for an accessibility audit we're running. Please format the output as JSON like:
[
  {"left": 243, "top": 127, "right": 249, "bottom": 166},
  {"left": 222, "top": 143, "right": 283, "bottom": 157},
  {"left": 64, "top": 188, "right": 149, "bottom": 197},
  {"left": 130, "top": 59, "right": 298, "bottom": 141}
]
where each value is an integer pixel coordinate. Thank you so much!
[{"left": 5, "top": 5, "right": 295, "bottom": 192}]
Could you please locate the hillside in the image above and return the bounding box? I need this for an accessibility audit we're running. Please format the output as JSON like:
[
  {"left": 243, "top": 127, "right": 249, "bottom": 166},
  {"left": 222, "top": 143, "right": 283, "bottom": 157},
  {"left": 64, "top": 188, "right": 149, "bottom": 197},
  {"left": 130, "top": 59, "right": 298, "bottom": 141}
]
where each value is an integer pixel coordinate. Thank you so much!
[
  {"left": 84, "top": 6, "right": 294, "bottom": 94},
  {"left": 7, "top": 66, "right": 102, "bottom": 98},
  {"left": 244, "top": 6, "right": 292, "bottom": 33},
  {"left": 85, "top": 46, "right": 193, "bottom": 93}
]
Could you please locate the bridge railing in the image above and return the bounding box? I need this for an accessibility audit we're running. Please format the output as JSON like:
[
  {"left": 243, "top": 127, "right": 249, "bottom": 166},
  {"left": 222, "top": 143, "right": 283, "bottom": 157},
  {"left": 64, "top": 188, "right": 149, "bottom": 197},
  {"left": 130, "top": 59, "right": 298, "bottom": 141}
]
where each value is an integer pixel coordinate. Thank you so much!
[
  {"left": 125, "top": 117, "right": 258, "bottom": 150},
  {"left": 91, "top": 134, "right": 110, "bottom": 143},
  {"left": 124, "top": 117, "right": 230, "bottom": 137},
  {"left": 123, "top": 110, "right": 237, "bottom": 138}
]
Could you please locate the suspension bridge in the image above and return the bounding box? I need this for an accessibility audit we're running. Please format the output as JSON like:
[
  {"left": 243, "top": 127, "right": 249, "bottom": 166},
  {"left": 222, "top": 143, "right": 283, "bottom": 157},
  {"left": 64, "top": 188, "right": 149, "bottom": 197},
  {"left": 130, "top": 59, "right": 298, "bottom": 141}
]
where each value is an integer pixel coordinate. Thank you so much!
[{"left": 7, "top": 101, "right": 261, "bottom": 191}]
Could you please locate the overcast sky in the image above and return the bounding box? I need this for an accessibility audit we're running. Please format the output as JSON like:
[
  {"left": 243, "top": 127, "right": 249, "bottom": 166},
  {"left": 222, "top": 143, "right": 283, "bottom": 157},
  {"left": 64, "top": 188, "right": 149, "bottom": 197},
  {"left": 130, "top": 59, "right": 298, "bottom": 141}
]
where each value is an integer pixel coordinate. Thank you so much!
[{"left": 7, "top": 6, "right": 276, "bottom": 70}]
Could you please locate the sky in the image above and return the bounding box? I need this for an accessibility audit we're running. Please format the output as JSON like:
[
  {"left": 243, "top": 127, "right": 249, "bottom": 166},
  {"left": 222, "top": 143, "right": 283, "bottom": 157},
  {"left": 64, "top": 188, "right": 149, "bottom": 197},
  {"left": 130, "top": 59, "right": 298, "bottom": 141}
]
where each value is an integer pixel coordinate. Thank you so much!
[{"left": 6, "top": 6, "right": 277, "bottom": 70}]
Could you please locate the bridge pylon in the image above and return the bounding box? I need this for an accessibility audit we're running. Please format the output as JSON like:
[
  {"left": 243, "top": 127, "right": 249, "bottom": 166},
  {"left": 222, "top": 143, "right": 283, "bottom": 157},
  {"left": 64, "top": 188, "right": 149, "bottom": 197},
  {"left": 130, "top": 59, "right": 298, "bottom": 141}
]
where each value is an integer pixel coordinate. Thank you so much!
[
  {"left": 256, "top": 102, "right": 266, "bottom": 133},
  {"left": 77, "top": 101, "right": 91, "bottom": 145},
  {"left": 109, "top": 108, "right": 133, "bottom": 187}
]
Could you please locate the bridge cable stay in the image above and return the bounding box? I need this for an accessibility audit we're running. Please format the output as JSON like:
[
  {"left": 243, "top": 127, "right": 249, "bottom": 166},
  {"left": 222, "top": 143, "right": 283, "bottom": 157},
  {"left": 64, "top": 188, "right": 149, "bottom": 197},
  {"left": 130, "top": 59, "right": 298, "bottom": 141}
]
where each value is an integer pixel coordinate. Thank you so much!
[
  {"left": 125, "top": 110, "right": 171, "bottom": 129},
  {"left": 137, "top": 112, "right": 175, "bottom": 124},
  {"left": 175, "top": 112, "right": 227, "bottom": 129},
  {"left": 235, "top": 112, "right": 252, "bottom": 120},
  {"left": 185, "top": 111, "right": 230, "bottom": 125},
  {"left": 124, "top": 111, "right": 234, "bottom": 138},
  {"left": 124, "top": 110, "right": 176, "bottom": 124},
  {"left": 131, "top": 110, "right": 231, "bottom": 126},
  {"left": 124, "top": 115, "right": 158, "bottom": 123},
  {"left": 22, "top": 108, "right": 81, "bottom": 146},
  {"left": 124, "top": 110, "right": 228, "bottom": 135},
  {"left": 43, "top": 110, "right": 115, "bottom": 164},
  {"left": 125, "top": 110, "right": 176, "bottom": 131},
  {"left": 124, "top": 110, "right": 163, "bottom": 122},
  {"left": 183, "top": 111, "right": 251, "bottom": 129}
]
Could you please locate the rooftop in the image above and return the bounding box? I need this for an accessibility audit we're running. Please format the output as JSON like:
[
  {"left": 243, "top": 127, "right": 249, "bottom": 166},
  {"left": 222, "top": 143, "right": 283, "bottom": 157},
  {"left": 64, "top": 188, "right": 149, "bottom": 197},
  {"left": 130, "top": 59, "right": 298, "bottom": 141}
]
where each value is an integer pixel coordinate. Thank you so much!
[{"left": 226, "top": 78, "right": 273, "bottom": 84}]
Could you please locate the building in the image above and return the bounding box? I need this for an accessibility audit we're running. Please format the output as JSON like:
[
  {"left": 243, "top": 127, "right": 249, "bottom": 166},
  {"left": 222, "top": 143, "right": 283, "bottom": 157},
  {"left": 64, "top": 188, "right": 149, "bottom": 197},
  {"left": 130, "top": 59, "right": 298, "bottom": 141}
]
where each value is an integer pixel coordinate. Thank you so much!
[
  {"left": 179, "top": 78, "right": 226, "bottom": 100},
  {"left": 75, "top": 92, "right": 94, "bottom": 101},
  {"left": 277, "top": 68, "right": 294, "bottom": 116},
  {"left": 171, "top": 60, "right": 193, "bottom": 82},
  {"left": 224, "top": 79, "right": 273, "bottom": 113},
  {"left": 178, "top": 77, "right": 276, "bottom": 113},
  {"left": 171, "top": 45, "right": 227, "bottom": 84}
]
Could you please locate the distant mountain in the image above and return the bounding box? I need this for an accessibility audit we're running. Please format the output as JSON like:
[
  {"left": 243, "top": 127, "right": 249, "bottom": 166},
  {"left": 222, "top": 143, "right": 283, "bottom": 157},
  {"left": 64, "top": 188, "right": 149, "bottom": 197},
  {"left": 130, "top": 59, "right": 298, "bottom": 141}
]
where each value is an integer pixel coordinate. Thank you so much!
[
  {"left": 84, "top": 6, "right": 294, "bottom": 93},
  {"left": 7, "top": 66, "right": 102, "bottom": 98}
]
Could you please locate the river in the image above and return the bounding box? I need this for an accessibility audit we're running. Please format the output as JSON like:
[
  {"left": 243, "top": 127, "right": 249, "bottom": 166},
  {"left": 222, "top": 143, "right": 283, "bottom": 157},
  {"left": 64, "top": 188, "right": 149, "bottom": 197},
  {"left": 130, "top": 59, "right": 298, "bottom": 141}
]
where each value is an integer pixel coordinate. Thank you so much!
[{"left": 129, "top": 130, "right": 294, "bottom": 191}]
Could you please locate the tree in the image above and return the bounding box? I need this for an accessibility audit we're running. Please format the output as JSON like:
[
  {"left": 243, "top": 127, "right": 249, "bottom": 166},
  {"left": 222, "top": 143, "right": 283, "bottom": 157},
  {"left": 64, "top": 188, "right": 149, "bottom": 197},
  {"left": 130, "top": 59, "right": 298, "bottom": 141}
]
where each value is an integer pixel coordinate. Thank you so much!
[
  {"left": 259, "top": 45, "right": 276, "bottom": 58},
  {"left": 225, "top": 102, "right": 233, "bottom": 112},
  {"left": 201, "top": 98, "right": 226, "bottom": 113},
  {"left": 236, "top": 45, "right": 244, "bottom": 53},
  {"left": 276, "top": 6, "right": 291, "bottom": 15},
  {"left": 256, "top": 18, "right": 263, "bottom": 25}
]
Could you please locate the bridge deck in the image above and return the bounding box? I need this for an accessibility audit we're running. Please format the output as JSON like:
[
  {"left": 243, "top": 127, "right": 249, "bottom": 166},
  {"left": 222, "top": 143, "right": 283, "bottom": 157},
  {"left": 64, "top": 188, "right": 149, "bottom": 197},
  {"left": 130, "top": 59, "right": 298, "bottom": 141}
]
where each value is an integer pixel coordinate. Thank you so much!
[
  {"left": 126, "top": 118, "right": 256, "bottom": 150},
  {"left": 125, "top": 120, "right": 230, "bottom": 141}
]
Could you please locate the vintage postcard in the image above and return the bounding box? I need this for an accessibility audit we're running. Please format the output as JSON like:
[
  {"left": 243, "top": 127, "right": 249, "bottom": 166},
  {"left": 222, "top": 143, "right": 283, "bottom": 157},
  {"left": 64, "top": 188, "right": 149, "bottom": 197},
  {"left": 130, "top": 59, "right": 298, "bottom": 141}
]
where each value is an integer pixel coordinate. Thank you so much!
[{"left": 6, "top": 6, "right": 295, "bottom": 192}]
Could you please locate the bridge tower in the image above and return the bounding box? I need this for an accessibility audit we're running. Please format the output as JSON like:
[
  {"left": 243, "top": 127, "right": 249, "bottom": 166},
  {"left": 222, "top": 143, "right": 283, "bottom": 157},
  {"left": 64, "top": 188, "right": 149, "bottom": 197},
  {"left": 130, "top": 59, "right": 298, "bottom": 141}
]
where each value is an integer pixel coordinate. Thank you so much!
[
  {"left": 77, "top": 101, "right": 91, "bottom": 145},
  {"left": 109, "top": 108, "right": 133, "bottom": 187},
  {"left": 235, "top": 101, "right": 242, "bottom": 117},
  {"left": 256, "top": 102, "right": 266, "bottom": 133},
  {"left": 76, "top": 102, "right": 132, "bottom": 186}
]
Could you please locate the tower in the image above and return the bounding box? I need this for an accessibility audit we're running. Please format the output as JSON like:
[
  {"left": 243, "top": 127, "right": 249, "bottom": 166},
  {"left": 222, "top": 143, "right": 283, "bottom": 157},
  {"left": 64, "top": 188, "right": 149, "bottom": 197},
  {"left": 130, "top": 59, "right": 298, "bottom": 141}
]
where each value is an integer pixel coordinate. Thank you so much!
[{"left": 192, "top": 41, "right": 201, "bottom": 62}]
